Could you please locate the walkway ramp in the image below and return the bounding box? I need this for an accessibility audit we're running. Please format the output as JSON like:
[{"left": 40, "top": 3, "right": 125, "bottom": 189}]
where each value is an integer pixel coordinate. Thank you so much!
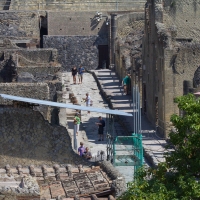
[{"left": 93, "top": 69, "right": 169, "bottom": 167}]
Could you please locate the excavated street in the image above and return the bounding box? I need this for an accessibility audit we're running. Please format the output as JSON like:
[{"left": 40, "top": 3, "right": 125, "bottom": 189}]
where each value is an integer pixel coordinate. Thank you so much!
[{"left": 60, "top": 70, "right": 169, "bottom": 183}]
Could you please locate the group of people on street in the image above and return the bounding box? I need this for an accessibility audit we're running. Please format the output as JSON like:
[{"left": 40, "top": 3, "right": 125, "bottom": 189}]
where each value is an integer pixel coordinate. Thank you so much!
[
  {"left": 71, "top": 66, "right": 85, "bottom": 84},
  {"left": 78, "top": 142, "right": 92, "bottom": 160},
  {"left": 71, "top": 66, "right": 107, "bottom": 160},
  {"left": 75, "top": 115, "right": 106, "bottom": 160}
]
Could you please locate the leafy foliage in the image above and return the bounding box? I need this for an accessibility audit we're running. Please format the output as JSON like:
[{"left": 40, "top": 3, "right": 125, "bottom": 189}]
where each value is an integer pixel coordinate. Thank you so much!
[{"left": 118, "top": 94, "right": 200, "bottom": 200}]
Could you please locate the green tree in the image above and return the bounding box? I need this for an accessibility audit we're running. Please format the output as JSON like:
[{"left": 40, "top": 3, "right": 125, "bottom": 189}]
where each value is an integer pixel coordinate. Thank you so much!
[{"left": 119, "top": 94, "right": 200, "bottom": 200}]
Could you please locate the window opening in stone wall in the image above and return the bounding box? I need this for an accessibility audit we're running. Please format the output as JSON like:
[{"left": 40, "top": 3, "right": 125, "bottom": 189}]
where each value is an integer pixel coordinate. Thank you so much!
[
  {"left": 16, "top": 43, "right": 27, "bottom": 48},
  {"left": 3, "top": 0, "right": 11, "bottom": 10},
  {"left": 40, "top": 16, "right": 48, "bottom": 48},
  {"left": 98, "top": 45, "right": 109, "bottom": 69}
]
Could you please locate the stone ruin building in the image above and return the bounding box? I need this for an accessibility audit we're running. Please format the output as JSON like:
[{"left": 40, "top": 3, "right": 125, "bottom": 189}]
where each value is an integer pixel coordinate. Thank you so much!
[
  {"left": 143, "top": 0, "right": 200, "bottom": 137},
  {"left": 0, "top": 0, "right": 147, "bottom": 199}
]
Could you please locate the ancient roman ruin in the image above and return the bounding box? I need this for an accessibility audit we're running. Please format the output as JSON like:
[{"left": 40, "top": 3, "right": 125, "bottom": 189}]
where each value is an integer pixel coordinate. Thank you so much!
[
  {"left": 0, "top": 0, "right": 145, "bottom": 199},
  {"left": 0, "top": 0, "right": 199, "bottom": 199},
  {"left": 143, "top": 0, "right": 200, "bottom": 137}
]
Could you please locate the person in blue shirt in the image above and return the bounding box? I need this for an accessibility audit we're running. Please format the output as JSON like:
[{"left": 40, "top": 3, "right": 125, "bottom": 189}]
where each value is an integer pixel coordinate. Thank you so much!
[{"left": 78, "top": 65, "right": 85, "bottom": 84}]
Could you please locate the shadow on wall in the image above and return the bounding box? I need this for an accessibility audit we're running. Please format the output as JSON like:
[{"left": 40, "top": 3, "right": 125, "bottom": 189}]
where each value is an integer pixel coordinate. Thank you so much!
[
  {"left": 3, "top": 0, "right": 11, "bottom": 10},
  {"left": 90, "top": 16, "right": 99, "bottom": 31},
  {"left": 0, "top": 55, "right": 17, "bottom": 83},
  {"left": 0, "top": 108, "right": 90, "bottom": 167}
]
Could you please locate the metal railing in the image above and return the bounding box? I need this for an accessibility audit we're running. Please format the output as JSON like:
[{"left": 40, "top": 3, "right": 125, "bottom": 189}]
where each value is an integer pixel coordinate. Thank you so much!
[
  {"left": 0, "top": 0, "right": 146, "bottom": 11},
  {"left": 113, "top": 134, "right": 143, "bottom": 172}
]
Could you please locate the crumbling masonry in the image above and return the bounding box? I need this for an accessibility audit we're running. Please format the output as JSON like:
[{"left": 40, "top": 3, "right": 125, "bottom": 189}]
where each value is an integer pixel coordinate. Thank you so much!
[{"left": 143, "top": 0, "right": 200, "bottom": 137}]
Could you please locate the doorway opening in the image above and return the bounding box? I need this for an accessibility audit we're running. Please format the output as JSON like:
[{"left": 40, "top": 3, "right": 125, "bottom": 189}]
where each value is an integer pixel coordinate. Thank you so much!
[
  {"left": 40, "top": 16, "right": 48, "bottom": 48},
  {"left": 98, "top": 45, "right": 109, "bottom": 69}
]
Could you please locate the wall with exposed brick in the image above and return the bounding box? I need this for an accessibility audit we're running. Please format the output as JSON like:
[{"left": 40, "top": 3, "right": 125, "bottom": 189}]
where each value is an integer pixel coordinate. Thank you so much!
[{"left": 0, "top": 11, "right": 40, "bottom": 40}]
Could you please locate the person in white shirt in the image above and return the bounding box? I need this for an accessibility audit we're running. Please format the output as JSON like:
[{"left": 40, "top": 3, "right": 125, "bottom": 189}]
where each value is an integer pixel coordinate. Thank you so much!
[{"left": 83, "top": 93, "right": 91, "bottom": 114}]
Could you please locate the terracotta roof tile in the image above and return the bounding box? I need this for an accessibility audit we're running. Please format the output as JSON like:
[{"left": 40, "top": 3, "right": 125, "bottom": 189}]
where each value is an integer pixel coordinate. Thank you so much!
[{"left": 0, "top": 165, "right": 116, "bottom": 200}]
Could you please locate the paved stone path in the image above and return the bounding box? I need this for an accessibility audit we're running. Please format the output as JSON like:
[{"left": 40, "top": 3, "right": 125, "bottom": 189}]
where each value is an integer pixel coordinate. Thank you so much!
[
  {"left": 93, "top": 69, "right": 169, "bottom": 166},
  {"left": 60, "top": 70, "right": 170, "bottom": 182}
]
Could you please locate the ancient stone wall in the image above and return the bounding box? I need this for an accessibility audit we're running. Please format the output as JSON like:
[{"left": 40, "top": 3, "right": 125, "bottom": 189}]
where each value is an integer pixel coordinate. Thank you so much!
[
  {"left": 4, "top": 49, "right": 57, "bottom": 66},
  {"left": 115, "top": 12, "right": 144, "bottom": 96},
  {"left": 98, "top": 161, "right": 126, "bottom": 197},
  {"left": 17, "top": 66, "right": 60, "bottom": 82},
  {"left": 44, "top": 35, "right": 108, "bottom": 70},
  {"left": 48, "top": 11, "right": 109, "bottom": 36},
  {"left": 143, "top": 0, "right": 200, "bottom": 137},
  {"left": 0, "top": 108, "right": 89, "bottom": 167},
  {"left": 9, "top": 0, "right": 145, "bottom": 12},
  {"left": 0, "top": 83, "right": 49, "bottom": 105},
  {"left": 0, "top": 11, "right": 40, "bottom": 40},
  {"left": 163, "top": 0, "right": 200, "bottom": 42},
  {"left": 0, "top": 1, "right": 9, "bottom": 11},
  {"left": 0, "top": 83, "right": 50, "bottom": 120}
]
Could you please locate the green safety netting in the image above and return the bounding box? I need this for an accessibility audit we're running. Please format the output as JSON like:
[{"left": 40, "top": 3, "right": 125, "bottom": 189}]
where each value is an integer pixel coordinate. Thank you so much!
[{"left": 113, "top": 133, "right": 143, "bottom": 171}]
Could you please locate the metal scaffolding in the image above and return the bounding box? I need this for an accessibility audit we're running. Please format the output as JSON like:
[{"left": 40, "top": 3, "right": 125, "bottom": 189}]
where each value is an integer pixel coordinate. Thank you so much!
[{"left": 106, "top": 86, "right": 143, "bottom": 171}]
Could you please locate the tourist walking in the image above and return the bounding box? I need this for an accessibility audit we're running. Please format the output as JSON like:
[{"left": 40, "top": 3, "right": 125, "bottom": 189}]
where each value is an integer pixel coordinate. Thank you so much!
[
  {"left": 122, "top": 73, "right": 131, "bottom": 95},
  {"left": 83, "top": 147, "right": 92, "bottom": 160},
  {"left": 78, "top": 65, "right": 85, "bottom": 84},
  {"left": 96, "top": 116, "right": 105, "bottom": 141},
  {"left": 71, "top": 66, "right": 78, "bottom": 84},
  {"left": 74, "top": 113, "right": 80, "bottom": 136},
  {"left": 83, "top": 93, "right": 92, "bottom": 114},
  {"left": 78, "top": 142, "right": 85, "bottom": 157}
]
